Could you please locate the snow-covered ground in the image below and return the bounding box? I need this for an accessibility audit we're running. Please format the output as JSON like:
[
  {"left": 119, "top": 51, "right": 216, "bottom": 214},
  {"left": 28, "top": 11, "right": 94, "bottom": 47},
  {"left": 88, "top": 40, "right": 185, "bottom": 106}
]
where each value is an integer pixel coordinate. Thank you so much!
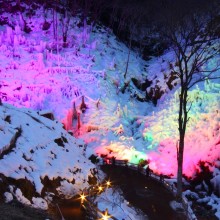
[
  {"left": 0, "top": 1, "right": 219, "bottom": 218},
  {"left": 96, "top": 188, "right": 147, "bottom": 220},
  {"left": 0, "top": 103, "right": 99, "bottom": 209}
]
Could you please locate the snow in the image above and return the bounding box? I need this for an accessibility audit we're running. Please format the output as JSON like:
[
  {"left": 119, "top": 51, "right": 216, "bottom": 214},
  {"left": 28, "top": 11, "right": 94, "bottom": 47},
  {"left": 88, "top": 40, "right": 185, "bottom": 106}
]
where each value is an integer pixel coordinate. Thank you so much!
[
  {"left": 96, "top": 188, "right": 147, "bottom": 220},
  {"left": 211, "top": 175, "right": 220, "bottom": 196},
  {"left": 0, "top": 1, "right": 219, "bottom": 217},
  {"left": 32, "top": 197, "right": 48, "bottom": 210},
  {"left": 185, "top": 190, "right": 220, "bottom": 220},
  {"left": 170, "top": 200, "right": 183, "bottom": 211},
  {"left": 141, "top": 84, "right": 220, "bottom": 177},
  {"left": 4, "top": 192, "right": 13, "bottom": 203},
  {"left": 0, "top": 103, "right": 99, "bottom": 208},
  {"left": 14, "top": 188, "right": 31, "bottom": 206}
]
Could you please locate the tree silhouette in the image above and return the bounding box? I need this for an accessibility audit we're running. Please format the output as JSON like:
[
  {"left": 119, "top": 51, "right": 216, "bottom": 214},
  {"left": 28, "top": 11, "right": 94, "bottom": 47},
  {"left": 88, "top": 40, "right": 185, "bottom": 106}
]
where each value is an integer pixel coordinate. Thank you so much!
[{"left": 160, "top": 0, "right": 220, "bottom": 200}]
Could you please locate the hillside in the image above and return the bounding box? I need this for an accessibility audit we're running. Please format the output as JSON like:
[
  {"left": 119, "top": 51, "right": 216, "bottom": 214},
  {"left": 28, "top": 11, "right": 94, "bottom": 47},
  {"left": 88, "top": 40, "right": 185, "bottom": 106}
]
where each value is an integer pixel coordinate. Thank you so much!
[
  {"left": 0, "top": 103, "right": 99, "bottom": 209},
  {"left": 0, "top": 0, "right": 220, "bottom": 219}
]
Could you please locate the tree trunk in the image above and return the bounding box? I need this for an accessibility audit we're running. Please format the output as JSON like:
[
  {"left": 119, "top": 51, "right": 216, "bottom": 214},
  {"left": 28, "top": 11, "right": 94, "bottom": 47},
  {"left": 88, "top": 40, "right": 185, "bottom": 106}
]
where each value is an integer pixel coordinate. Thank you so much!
[
  {"left": 176, "top": 84, "right": 188, "bottom": 201},
  {"left": 176, "top": 136, "right": 184, "bottom": 201},
  {"left": 63, "top": 35, "right": 67, "bottom": 47},
  {"left": 124, "top": 38, "right": 131, "bottom": 79},
  {"left": 16, "top": 0, "right": 20, "bottom": 8}
]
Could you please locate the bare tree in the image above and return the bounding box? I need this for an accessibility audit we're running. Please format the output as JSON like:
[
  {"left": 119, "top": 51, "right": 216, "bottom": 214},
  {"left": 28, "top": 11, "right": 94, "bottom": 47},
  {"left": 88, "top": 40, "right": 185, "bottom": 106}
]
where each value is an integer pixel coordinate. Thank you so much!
[
  {"left": 161, "top": 1, "right": 220, "bottom": 200},
  {"left": 52, "top": 0, "right": 58, "bottom": 49},
  {"left": 108, "top": 0, "right": 120, "bottom": 30},
  {"left": 60, "top": 0, "right": 71, "bottom": 47},
  {"left": 89, "top": 0, "right": 105, "bottom": 30},
  {"left": 116, "top": 4, "right": 144, "bottom": 79},
  {"left": 16, "top": 0, "right": 20, "bottom": 8}
]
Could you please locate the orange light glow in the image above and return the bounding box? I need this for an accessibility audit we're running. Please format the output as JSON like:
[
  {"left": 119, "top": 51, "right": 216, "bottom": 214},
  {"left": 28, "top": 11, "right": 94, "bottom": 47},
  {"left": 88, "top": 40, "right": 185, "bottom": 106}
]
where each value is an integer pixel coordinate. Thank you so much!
[
  {"left": 100, "top": 209, "right": 111, "bottom": 220},
  {"left": 80, "top": 193, "right": 86, "bottom": 203},
  {"left": 98, "top": 186, "right": 103, "bottom": 192},
  {"left": 106, "top": 180, "right": 111, "bottom": 187}
]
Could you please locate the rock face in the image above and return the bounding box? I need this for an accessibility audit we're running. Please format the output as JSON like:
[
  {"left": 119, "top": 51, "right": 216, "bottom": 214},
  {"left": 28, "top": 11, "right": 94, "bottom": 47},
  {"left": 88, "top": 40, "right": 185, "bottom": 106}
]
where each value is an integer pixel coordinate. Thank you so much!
[
  {"left": 132, "top": 69, "right": 179, "bottom": 105},
  {"left": 0, "top": 103, "right": 99, "bottom": 209}
]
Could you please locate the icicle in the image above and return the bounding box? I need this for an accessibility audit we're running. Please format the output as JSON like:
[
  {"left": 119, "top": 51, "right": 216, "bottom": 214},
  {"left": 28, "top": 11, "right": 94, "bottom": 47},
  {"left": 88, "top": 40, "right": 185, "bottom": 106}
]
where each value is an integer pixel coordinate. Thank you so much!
[
  {"left": 6, "top": 26, "right": 13, "bottom": 45},
  {"left": 80, "top": 96, "right": 87, "bottom": 113},
  {"left": 77, "top": 112, "right": 81, "bottom": 130},
  {"left": 72, "top": 102, "right": 77, "bottom": 121},
  {"left": 15, "top": 23, "right": 21, "bottom": 35}
]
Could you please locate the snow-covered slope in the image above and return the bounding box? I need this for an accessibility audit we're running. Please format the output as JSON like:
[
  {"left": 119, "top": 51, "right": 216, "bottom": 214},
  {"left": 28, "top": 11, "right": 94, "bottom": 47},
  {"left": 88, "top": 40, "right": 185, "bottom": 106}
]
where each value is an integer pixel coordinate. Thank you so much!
[
  {"left": 0, "top": 103, "right": 98, "bottom": 209},
  {"left": 0, "top": 1, "right": 220, "bottom": 218},
  {"left": 0, "top": 0, "right": 219, "bottom": 197}
]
